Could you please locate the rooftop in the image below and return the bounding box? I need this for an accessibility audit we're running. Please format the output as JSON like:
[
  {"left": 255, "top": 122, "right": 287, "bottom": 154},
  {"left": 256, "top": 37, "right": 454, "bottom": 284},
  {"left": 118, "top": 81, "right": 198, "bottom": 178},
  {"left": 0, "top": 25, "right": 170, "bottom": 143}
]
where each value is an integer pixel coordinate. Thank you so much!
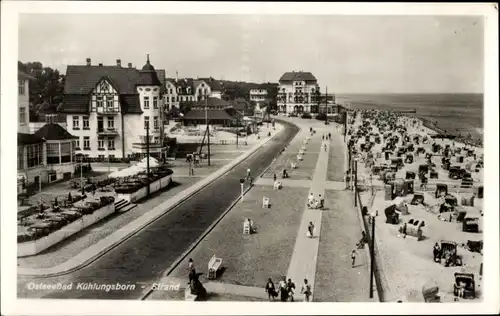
[
  {"left": 34, "top": 123, "right": 78, "bottom": 141},
  {"left": 279, "top": 71, "right": 317, "bottom": 83}
]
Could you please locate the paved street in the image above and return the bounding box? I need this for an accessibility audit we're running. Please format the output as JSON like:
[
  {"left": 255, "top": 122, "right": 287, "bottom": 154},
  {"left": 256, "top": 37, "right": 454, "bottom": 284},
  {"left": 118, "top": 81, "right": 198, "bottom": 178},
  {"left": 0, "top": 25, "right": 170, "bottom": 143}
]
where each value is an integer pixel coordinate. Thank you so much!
[{"left": 17, "top": 120, "right": 299, "bottom": 299}]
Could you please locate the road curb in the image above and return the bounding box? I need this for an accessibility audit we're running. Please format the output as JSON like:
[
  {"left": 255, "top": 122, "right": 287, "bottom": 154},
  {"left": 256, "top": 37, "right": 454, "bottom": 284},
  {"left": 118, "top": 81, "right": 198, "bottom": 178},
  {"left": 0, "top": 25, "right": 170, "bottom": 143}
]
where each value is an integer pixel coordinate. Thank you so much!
[
  {"left": 18, "top": 124, "right": 286, "bottom": 278},
  {"left": 141, "top": 121, "right": 302, "bottom": 300}
]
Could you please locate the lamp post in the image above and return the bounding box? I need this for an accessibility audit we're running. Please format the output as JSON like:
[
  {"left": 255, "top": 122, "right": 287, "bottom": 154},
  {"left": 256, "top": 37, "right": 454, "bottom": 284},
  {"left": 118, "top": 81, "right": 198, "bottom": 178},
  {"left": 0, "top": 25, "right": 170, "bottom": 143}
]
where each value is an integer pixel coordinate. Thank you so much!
[
  {"left": 354, "top": 158, "right": 358, "bottom": 207},
  {"left": 79, "top": 156, "right": 85, "bottom": 196},
  {"left": 369, "top": 211, "right": 376, "bottom": 299},
  {"left": 239, "top": 178, "right": 245, "bottom": 201},
  {"left": 204, "top": 92, "right": 211, "bottom": 166},
  {"left": 146, "top": 121, "right": 150, "bottom": 197},
  {"left": 39, "top": 172, "right": 42, "bottom": 193}
]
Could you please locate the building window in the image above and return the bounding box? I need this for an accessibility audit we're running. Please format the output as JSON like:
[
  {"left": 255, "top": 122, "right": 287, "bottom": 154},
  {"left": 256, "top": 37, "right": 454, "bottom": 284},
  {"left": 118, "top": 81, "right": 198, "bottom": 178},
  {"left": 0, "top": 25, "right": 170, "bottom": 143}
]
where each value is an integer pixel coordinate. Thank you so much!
[
  {"left": 144, "top": 116, "right": 149, "bottom": 129},
  {"left": 169, "top": 88, "right": 172, "bottom": 94},
  {"left": 27, "top": 143, "right": 43, "bottom": 168},
  {"left": 153, "top": 96, "right": 158, "bottom": 109},
  {"left": 75, "top": 139, "right": 80, "bottom": 149},
  {"left": 83, "top": 136, "right": 90, "bottom": 149},
  {"left": 19, "top": 107, "right": 26, "bottom": 124},
  {"left": 144, "top": 96, "right": 150, "bottom": 109},
  {"left": 107, "top": 116, "right": 114, "bottom": 129},
  {"left": 106, "top": 96, "right": 113, "bottom": 110},
  {"left": 98, "top": 138, "right": 105, "bottom": 149},
  {"left": 18, "top": 80, "right": 25, "bottom": 95},
  {"left": 83, "top": 116, "right": 90, "bottom": 129},
  {"left": 154, "top": 116, "right": 159, "bottom": 129},
  {"left": 98, "top": 155, "right": 105, "bottom": 160},
  {"left": 109, "top": 154, "right": 115, "bottom": 159},
  {"left": 108, "top": 139, "right": 115, "bottom": 150},
  {"left": 46, "top": 143, "right": 60, "bottom": 165},
  {"left": 96, "top": 96, "right": 103, "bottom": 108},
  {"left": 72, "top": 116, "right": 80, "bottom": 129}
]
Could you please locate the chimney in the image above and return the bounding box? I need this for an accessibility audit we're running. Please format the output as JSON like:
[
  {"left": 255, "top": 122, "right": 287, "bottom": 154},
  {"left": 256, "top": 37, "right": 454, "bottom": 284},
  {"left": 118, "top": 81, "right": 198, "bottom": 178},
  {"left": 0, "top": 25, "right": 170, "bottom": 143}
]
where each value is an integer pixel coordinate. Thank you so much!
[
  {"left": 176, "top": 70, "right": 179, "bottom": 82},
  {"left": 86, "top": 58, "right": 91, "bottom": 66},
  {"left": 116, "top": 59, "right": 121, "bottom": 67},
  {"left": 128, "top": 63, "right": 132, "bottom": 68},
  {"left": 98, "top": 63, "right": 103, "bottom": 66}
]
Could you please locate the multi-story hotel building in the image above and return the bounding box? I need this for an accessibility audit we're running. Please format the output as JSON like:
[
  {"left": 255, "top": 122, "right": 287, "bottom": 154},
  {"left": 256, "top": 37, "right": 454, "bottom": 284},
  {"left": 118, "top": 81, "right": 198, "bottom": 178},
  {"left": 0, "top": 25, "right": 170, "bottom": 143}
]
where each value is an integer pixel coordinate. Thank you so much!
[
  {"left": 164, "top": 76, "right": 223, "bottom": 111},
  {"left": 277, "top": 71, "right": 320, "bottom": 114},
  {"left": 249, "top": 86, "right": 268, "bottom": 104},
  {"left": 61, "top": 56, "right": 166, "bottom": 159}
]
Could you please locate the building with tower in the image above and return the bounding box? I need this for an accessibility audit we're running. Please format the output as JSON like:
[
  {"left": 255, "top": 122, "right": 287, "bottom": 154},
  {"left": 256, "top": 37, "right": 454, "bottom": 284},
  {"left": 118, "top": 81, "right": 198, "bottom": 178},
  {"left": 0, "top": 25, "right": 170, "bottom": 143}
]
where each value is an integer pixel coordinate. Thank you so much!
[{"left": 61, "top": 55, "right": 166, "bottom": 159}]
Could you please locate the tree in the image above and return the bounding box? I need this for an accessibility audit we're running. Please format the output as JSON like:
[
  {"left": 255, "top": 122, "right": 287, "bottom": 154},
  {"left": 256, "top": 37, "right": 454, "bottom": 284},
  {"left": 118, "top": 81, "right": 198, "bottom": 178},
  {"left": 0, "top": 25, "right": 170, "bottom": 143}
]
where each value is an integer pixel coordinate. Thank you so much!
[{"left": 19, "top": 61, "right": 65, "bottom": 107}]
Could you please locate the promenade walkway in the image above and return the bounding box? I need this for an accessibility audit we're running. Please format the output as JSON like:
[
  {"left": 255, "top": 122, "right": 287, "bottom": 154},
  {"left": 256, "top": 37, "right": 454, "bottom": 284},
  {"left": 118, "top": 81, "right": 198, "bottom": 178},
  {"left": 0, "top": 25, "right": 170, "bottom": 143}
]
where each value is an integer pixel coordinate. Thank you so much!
[{"left": 285, "top": 135, "right": 329, "bottom": 302}]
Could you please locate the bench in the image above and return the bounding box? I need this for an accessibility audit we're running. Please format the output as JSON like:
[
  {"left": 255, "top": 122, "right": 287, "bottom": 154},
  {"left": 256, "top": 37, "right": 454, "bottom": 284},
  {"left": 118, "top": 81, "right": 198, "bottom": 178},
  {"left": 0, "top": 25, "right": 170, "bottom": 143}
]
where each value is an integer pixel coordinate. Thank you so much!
[
  {"left": 207, "top": 254, "right": 222, "bottom": 280},
  {"left": 262, "top": 196, "right": 270, "bottom": 208},
  {"left": 243, "top": 222, "right": 251, "bottom": 234},
  {"left": 273, "top": 181, "right": 282, "bottom": 190}
]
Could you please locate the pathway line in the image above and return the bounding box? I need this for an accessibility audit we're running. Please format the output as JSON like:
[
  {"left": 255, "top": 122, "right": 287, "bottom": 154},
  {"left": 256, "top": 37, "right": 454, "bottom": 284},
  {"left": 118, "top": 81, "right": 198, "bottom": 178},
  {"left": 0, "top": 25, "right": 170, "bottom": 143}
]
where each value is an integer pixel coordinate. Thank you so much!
[{"left": 286, "top": 136, "right": 330, "bottom": 302}]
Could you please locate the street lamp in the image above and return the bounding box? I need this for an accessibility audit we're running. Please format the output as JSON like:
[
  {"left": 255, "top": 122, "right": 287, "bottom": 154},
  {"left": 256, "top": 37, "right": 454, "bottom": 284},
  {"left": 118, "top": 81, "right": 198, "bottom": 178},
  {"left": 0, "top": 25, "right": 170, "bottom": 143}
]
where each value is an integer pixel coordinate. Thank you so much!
[
  {"left": 369, "top": 210, "right": 376, "bottom": 299},
  {"left": 354, "top": 158, "right": 358, "bottom": 207},
  {"left": 239, "top": 178, "right": 245, "bottom": 201}
]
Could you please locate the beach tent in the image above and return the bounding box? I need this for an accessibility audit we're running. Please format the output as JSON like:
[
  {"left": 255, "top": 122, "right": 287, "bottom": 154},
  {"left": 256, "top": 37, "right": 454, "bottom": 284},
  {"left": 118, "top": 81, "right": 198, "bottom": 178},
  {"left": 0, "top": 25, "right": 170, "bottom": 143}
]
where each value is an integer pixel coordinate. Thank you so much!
[
  {"left": 136, "top": 156, "right": 160, "bottom": 168},
  {"left": 108, "top": 165, "right": 145, "bottom": 178}
]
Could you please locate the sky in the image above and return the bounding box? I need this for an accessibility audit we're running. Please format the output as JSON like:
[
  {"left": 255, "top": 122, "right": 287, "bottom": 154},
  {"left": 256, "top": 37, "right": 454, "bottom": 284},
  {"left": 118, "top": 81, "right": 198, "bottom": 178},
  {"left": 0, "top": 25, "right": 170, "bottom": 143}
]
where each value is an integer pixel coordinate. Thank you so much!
[{"left": 18, "top": 14, "right": 484, "bottom": 94}]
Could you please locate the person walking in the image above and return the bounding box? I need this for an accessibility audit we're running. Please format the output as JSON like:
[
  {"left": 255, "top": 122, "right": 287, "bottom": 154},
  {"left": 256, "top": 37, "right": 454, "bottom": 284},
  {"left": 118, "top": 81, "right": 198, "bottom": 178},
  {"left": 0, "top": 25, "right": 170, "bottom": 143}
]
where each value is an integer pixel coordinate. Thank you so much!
[
  {"left": 286, "top": 278, "right": 296, "bottom": 302},
  {"left": 318, "top": 194, "right": 324, "bottom": 208},
  {"left": 351, "top": 249, "right": 357, "bottom": 267},
  {"left": 265, "top": 278, "right": 277, "bottom": 301},
  {"left": 279, "top": 277, "right": 288, "bottom": 302},
  {"left": 322, "top": 135, "right": 325, "bottom": 141},
  {"left": 301, "top": 279, "right": 312, "bottom": 302},
  {"left": 273, "top": 173, "right": 277, "bottom": 182},
  {"left": 187, "top": 258, "right": 196, "bottom": 284},
  {"left": 247, "top": 168, "right": 251, "bottom": 179},
  {"left": 328, "top": 132, "right": 331, "bottom": 140},
  {"left": 307, "top": 221, "right": 315, "bottom": 238}
]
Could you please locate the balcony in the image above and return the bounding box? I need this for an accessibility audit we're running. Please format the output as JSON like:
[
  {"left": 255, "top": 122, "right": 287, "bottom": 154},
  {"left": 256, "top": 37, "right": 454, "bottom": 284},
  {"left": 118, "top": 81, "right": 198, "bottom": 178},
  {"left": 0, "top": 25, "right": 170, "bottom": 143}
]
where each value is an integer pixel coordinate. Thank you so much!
[
  {"left": 96, "top": 107, "right": 120, "bottom": 115},
  {"left": 97, "top": 127, "right": 119, "bottom": 136}
]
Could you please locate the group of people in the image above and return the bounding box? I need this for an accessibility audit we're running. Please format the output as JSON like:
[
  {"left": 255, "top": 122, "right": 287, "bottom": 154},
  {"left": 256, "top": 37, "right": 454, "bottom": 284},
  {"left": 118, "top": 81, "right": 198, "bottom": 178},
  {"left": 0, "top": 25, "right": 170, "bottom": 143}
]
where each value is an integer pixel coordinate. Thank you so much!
[
  {"left": 321, "top": 133, "right": 332, "bottom": 141},
  {"left": 307, "top": 192, "right": 324, "bottom": 209},
  {"left": 265, "top": 277, "right": 312, "bottom": 302}
]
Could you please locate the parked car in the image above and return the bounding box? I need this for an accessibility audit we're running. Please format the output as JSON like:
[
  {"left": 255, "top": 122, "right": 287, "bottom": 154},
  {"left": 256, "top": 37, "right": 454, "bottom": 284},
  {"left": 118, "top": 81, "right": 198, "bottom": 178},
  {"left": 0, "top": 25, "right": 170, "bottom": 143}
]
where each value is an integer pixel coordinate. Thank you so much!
[
  {"left": 288, "top": 112, "right": 298, "bottom": 117},
  {"left": 301, "top": 112, "right": 312, "bottom": 119}
]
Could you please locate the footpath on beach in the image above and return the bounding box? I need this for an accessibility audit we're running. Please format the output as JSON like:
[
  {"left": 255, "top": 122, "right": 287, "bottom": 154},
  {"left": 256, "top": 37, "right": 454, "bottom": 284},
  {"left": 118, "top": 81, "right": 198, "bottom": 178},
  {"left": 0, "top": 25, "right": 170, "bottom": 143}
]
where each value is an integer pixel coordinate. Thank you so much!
[{"left": 148, "top": 116, "right": 375, "bottom": 302}]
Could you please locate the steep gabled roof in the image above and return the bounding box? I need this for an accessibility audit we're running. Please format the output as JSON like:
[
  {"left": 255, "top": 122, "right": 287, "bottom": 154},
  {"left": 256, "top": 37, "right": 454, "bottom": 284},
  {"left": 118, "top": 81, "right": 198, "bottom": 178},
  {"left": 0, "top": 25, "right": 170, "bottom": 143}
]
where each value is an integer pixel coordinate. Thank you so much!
[
  {"left": 198, "top": 77, "right": 222, "bottom": 91},
  {"left": 279, "top": 71, "right": 317, "bottom": 83},
  {"left": 64, "top": 65, "right": 140, "bottom": 94},
  {"left": 34, "top": 123, "right": 78, "bottom": 140}
]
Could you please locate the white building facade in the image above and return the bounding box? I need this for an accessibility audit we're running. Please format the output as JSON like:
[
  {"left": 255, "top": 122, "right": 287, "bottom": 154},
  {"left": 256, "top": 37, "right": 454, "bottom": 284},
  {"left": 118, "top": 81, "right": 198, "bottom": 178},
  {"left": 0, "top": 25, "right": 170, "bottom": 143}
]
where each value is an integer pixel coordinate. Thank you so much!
[
  {"left": 63, "top": 57, "right": 166, "bottom": 159},
  {"left": 164, "top": 77, "right": 223, "bottom": 111},
  {"left": 18, "top": 71, "right": 32, "bottom": 133},
  {"left": 277, "top": 71, "right": 320, "bottom": 114}
]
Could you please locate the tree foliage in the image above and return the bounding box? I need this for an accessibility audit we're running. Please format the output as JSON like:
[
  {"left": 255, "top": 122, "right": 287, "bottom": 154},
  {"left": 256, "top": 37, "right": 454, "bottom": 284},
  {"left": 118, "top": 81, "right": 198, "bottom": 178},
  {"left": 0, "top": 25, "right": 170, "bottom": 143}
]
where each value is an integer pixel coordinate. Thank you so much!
[{"left": 19, "top": 61, "right": 65, "bottom": 121}]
